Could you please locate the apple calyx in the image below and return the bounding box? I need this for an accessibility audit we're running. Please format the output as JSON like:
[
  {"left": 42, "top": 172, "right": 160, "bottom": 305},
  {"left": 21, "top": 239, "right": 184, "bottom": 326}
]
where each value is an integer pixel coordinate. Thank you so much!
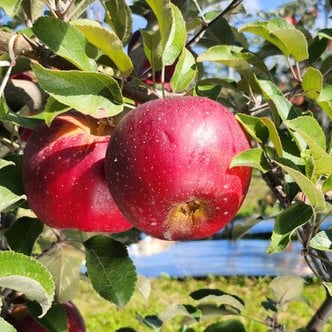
[{"left": 167, "top": 199, "right": 210, "bottom": 236}]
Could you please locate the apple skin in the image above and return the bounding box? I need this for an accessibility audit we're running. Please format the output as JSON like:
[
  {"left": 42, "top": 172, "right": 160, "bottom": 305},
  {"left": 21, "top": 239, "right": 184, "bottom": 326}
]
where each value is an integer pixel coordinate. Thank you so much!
[
  {"left": 105, "top": 96, "right": 252, "bottom": 240},
  {"left": 22, "top": 112, "right": 132, "bottom": 233},
  {"left": 14, "top": 302, "right": 85, "bottom": 332}
]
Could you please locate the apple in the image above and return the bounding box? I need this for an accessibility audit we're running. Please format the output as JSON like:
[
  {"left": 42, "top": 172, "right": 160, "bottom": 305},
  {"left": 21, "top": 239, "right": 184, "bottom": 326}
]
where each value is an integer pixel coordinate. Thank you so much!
[
  {"left": 22, "top": 112, "right": 132, "bottom": 233},
  {"left": 14, "top": 302, "right": 85, "bottom": 332},
  {"left": 105, "top": 96, "right": 252, "bottom": 240}
]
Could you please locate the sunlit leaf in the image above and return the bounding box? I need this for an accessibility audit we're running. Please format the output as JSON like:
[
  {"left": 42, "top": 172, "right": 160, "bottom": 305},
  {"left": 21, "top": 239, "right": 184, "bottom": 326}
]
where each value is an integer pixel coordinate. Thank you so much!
[
  {"left": 0, "top": 317, "right": 16, "bottom": 332},
  {"left": 0, "top": 0, "right": 22, "bottom": 16},
  {"left": 204, "top": 319, "right": 246, "bottom": 332},
  {"left": 309, "top": 230, "right": 332, "bottom": 251},
  {"left": 0, "top": 185, "right": 26, "bottom": 212},
  {"left": 230, "top": 148, "right": 270, "bottom": 173},
  {"left": 302, "top": 67, "right": 323, "bottom": 99},
  {"left": 317, "top": 84, "right": 332, "bottom": 120},
  {"left": 261, "top": 117, "right": 283, "bottom": 157}
]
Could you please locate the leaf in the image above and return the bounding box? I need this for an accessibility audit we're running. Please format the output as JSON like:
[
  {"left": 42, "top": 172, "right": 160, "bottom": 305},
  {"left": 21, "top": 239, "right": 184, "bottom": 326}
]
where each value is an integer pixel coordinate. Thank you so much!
[
  {"left": 285, "top": 116, "right": 332, "bottom": 177},
  {"left": 204, "top": 319, "right": 246, "bottom": 332},
  {"left": 0, "top": 158, "right": 14, "bottom": 170},
  {"left": 104, "top": 0, "right": 133, "bottom": 45},
  {"left": 309, "top": 231, "right": 332, "bottom": 251},
  {"left": 196, "top": 295, "right": 244, "bottom": 313},
  {"left": 0, "top": 317, "right": 16, "bottom": 332},
  {"left": 255, "top": 78, "right": 306, "bottom": 151},
  {"left": 230, "top": 148, "right": 270, "bottom": 173},
  {"left": 39, "top": 244, "right": 84, "bottom": 303},
  {"left": 43, "top": 96, "right": 71, "bottom": 126},
  {"left": 275, "top": 158, "right": 326, "bottom": 213},
  {"left": 32, "top": 63, "right": 123, "bottom": 118},
  {"left": 318, "top": 28, "right": 332, "bottom": 40},
  {"left": 141, "top": 29, "right": 163, "bottom": 71},
  {"left": 73, "top": 22, "right": 133, "bottom": 76},
  {"left": 170, "top": 48, "right": 196, "bottom": 92},
  {"left": 22, "top": 0, "right": 45, "bottom": 23},
  {"left": 136, "top": 275, "right": 151, "bottom": 301},
  {"left": 323, "top": 174, "right": 332, "bottom": 192},
  {"left": 261, "top": 117, "right": 283, "bottom": 157},
  {"left": 32, "top": 17, "right": 96, "bottom": 72},
  {"left": 317, "top": 84, "right": 332, "bottom": 120},
  {"left": 136, "top": 314, "right": 163, "bottom": 330},
  {"left": 240, "top": 18, "right": 308, "bottom": 61},
  {"left": 232, "top": 215, "right": 266, "bottom": 240},
  {"left": 268, "top": 202, "right": 312, "bottom": 254},
  {"left": 0, "top": 251, "right": 54, "bottom": 316},
  {"left": 235, "top": 113, "right": 269, "bottom": 144},
  {"left": 302, "top": 67, "right": 323, "bottom": 99},
  {"left": 0, "top": 186, "right": 26, "bottom": 212},
  {"left": 5, "top": 217, "right": 43, "bottom": 255},
  {"left": 0, "top": 0, "right": 22, "bottom": 16},
  {"left": 84, "top": 235, "right": 137, "bottom": 308},
  {"left": 270, "top": 276, "right": 306, "bottom": 307},
  {"left": 158, "top": 304, "right": 197, "bottom": 323}
]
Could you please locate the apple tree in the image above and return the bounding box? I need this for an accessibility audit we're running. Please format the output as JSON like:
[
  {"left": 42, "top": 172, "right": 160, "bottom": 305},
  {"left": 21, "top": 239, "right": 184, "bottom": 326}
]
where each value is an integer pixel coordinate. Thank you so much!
[{"left": 0, "top": 0, "right": 331, "bottom": 331}]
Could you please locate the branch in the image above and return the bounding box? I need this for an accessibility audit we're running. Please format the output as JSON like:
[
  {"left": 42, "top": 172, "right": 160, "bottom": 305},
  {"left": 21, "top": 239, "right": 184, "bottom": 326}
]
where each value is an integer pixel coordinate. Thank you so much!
[{"left": 186, "top": 0, "right": 244, "bottom": 47}]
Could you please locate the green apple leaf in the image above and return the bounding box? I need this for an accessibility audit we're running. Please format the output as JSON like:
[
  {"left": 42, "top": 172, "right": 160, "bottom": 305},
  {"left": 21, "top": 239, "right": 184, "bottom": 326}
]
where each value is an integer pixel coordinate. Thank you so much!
[
  {"left": 5, "top": 217, "right": 43, "bottom": 255},
  {"left": 39, "top": 244, "right": 84, "bottom": 304},
  {"left": 239, "top": 18, "right": 308, "bottom": 61},
  {"left": 318, "top": 28, "right": 332, "bottom": 40},
  {"left": 270, "top": 276, "right": 306, "bottom": 307},
  {"left": 285, "top": 116, "right": 332, "bottom": 177},
  {"left": 255, "top": 78, "right": 306, "bottom": 152},
  {"left": 268, "top": 202, "right": 312, "bottom": 254},
  {"left": 170, "top": 48, "right": 196, "bottom": 92},
  {"left": 84, "top": 235, "right": 137, "bottom": 308},
  {"left": 308, "top": 36, "right": 328, "bottom": 64},
  {"left": 261, "top": 117, "right": 283, "bottom": 157},
  {"left": 73, "top": 22, "right": 133, "bottom": 76},
  {"left": 141, "top": 29, "right": 163, "bottom": 71},
  {"left": 317, "top": 84, "right": 332, "bottom": 120},
  {"left": 27, "top": 302, "right": 67, "bottom": 332},
  {"left": 0, "top": 186, "right": 26, "bottom": 212},
  {"left": 302, "top": 67, "right": 323, "bottom": 99},
  {"left": 230, "top": 148, "right": 270, "bottom": 173},
  {"left": 235, "top": 113, "right": 269, "bottom": 144},
  {"left": 275, "top": 158, "right": 326, "bottom": 213},
  {"left": 43, "top": 96, "right": 71, "bottom": 126},
  {"left": 196, "top": 294, "right": 244, "bottom": 313},
  {"left": 0, "top": 0, "right": 22, "bottom": 16},
  {"left": 22, "top": 0, "right": 45, "bottom": 23},
  {"left": 32, "top": 17, "right": 96, "bottom": 72},
  {"left": 104, "top": 0, "right": 132, "bottom": 45},
  {"left": 0, "top": 317, "right": 16, "bottom": 332},
  {"left": 309, "top": 230, "right": 332, "bottom": 251},
  {"left": 0, "top": 158, "right": 14, "bottom": 170},
  {"left": 323, "top": 174, "right": 332, "bottom": 192},
  {"left": 158, "top": 304, "right": 197, "bottom": 323},
  {"left": 0, "top": 155, "right": 24, "bottom": 196},
  {"left": 204, "top": 319, "right": 246, "bottom": 332},
  {"left": 0, "top": 251, "right": 55, "bottom": 316},
  {"left": 32, "top": 63, "right": 123, "bottom": 118}
]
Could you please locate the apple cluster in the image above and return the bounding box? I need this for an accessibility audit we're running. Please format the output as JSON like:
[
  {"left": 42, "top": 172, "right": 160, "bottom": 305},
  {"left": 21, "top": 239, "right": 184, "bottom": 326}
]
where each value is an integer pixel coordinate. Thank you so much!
[{"left": 22, "top": 96, "right": 252, "bottom": 240}]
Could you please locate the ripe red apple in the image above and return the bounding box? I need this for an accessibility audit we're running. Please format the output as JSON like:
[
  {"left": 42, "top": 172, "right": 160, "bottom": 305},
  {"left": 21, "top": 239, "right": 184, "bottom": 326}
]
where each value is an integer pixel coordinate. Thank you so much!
[
  {"left": 14, "top": 302, "right": 85, "bottom": 332},
  {"left": 105, "top": 96, "right": 252, "bottom": 240},
  {"left": 22, "top": 112, "right": 132, "bottom": 232}
]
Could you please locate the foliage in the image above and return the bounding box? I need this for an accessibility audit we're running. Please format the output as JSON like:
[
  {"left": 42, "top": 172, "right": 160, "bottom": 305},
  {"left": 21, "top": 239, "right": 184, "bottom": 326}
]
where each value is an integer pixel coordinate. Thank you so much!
[{"left": 0, "top": 0, "right": 331, "bottom": 331}]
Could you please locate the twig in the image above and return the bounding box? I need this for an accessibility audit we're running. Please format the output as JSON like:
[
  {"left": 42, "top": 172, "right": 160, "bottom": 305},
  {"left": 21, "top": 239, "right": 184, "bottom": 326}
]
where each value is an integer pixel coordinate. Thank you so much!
[{"left": 186, "top": 0, "right": 244, "bottom": 47}]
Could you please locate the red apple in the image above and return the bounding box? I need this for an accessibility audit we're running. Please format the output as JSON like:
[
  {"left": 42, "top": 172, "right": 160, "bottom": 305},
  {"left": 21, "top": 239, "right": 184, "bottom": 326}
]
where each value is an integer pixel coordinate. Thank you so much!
[
  {"left": 14, "top": 302, "right": 85, "bottom": 332},
  {"left": 105, "top": 96, "right": 252, "bottom": 240},
  {"left": 22, "top": 112, "right": 132, "bottom": 233}
]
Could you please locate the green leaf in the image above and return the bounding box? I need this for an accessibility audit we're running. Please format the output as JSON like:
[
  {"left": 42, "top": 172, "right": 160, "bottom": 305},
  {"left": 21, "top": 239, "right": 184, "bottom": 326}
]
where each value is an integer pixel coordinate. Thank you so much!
[
  {"left": 22, "top": 0, "right": 45, "bottom": 23},
  {"left": 32, "top": 63, "right": 123, "bottom": 118},
  {"left": 317, "top": 84, "right": 332, "bottom": 120},
  {"left": 0, "top": 158, "right": 14, "bottom": 170},
  {"left": 285, "top": 116, "right": 332, "bottom": 177},
  {"left": 158, "top": 304, "right": 197, "bottom": 324},
  {"left": 0, "top": 317, "right": 16, "bottom": 332},
  {"left": 261, "top": 117, "right": 283, "bottom": 157},
  {"left": 323, "top": 174, "right": 332, "bottom": 192},
  {"left": 275, "top": 158, "right": 326, "bottom": 212},
  {"left": 170, "top": 48, "right": 196, "bottom": 92},
  {"left": 136, "top": 314, "right": 163, "bottom": 330},
  {"left": 196, "top": 294, "right": 244, "bottom": 313},
  {"left": 230, "top": 148, "right": 270, "bottom": 173},
  {"left": 270, "top": 276, "right": 306, "bottom": 307},
  {"left": 84, "top": 235, "right": 137, "bottom": 308},
  {"left": 235, "top": 113, "right": 269, "bottom": 144},
  {"left": 104, "top": 0, "right": 133, "bottom": 45},
  {"left": 268, "top": 202, "right": 312, "bottom": 254},
  {"left": 239, "top": 18, "right": 308, "bottom": 61},
  {"left": 73, "top": 22, "right": 133, "bottom": 76},
  {"left": 0, "top": 251, "right": 54, "bottom": 316},
  {"left": 204, "top": 319, "right": 246, "bottom": 332},
  {"left": 32, "top": 17, "right": 96, "bottom": 72},
  {"left": 302, "top": 67, "right": 323, "bottom": 99},
  {"left": 309, "top": 230, "right": 332, "bottom": 251},
  {"left": 141, "top": 29, "right": 163, "bottom": 71},
  {"left": 318, "top": 28, "right": 332, "bottom": 40},
  {"left": 43, "top": 97, "right": 71, "bottom": 126},
  {"left": 0, "top": 185, "right": 26, "bottom": 212},
  {"left": 5, "top": 217, "right": 43, "bottom": 255},
  {"left": 39, "top": 244, "right": 84, "bottom": 303},
  {"left": 255, "top": 78, "right": 306, "bottom": 151},
  {"left": 0, "top": 0, "right": 22, "bottom": 16}
]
